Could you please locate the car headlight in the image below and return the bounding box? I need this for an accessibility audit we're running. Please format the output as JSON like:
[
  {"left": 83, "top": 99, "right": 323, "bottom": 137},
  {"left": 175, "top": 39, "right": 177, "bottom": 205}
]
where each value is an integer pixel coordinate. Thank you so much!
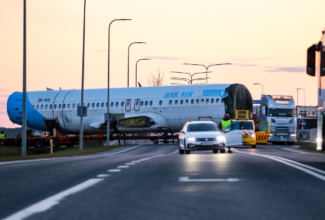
[
  {"left": 250, "top": 134, "right": 255, "bottom": 138},
  {"left": 187, "top": 137, "right": 196, "bottom": 142},
  {"left": 291, "top": 133, "right": 296, "bottom": 137},
  {"left": 217, "top": 136, "right": 225, "bottom": 142}
]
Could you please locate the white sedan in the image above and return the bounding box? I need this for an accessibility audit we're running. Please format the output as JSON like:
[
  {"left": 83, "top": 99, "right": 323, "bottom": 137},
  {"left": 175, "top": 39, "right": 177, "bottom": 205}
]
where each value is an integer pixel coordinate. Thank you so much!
[{"left": 178, "top": 121, "right": 227, "bottom": 154}]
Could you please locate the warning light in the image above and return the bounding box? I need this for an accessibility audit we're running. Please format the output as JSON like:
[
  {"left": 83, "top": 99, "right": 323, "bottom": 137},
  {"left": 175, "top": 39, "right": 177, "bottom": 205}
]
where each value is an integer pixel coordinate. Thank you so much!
[{"left": 189, "top": 120, "right": 192, "bottom": 122}]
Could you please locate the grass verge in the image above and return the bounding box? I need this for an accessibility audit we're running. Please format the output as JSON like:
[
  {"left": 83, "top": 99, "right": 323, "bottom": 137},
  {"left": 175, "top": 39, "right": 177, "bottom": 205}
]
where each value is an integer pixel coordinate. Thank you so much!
[
  {"left": 295, "top": 141, "right": 325, "bottom": 154},
  {"left": 0, "top": 141, "right": 127, "bottom": 162}
]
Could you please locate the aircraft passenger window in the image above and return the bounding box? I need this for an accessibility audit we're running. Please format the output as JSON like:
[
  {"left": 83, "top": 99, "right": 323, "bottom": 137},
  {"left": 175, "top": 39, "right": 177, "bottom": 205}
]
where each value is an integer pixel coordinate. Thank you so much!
[
  {"left": 121, "top": 102, "right": 124, "bottom": 107},
  {"left": 87, "top": 103, "right": 90, "bottom": 108},
  {"left": 196, "top": 99, "right": 199, "bottom": 104},
  {"left": 54, "top": 104, "right": 57, "bottom": 109},
  {"left": 49, "top": 104, "right": 52, "bottom": 109},
  {"left": 45, "top": 105, "right": 48, "bottom": 109},
  {"left": 140, "top": 101, "right": 144, "bottom": 106},
  {"left": 32, "top": 105, "right": 35, "bottom": 109},
  {"left": 145, "top": 101, "right": 148, "bottom": 106},
  {"left": 77, "top": 103, "right": 80, "bottom": 107},
  {"left": 191, "top": 99, "right": 194, "bottom": 104},
  {"left": 63, "top": 104, "right": 66, "bottom": 109},
  {"left": 97, "top": 103, "right": 100, "bottom": 108},
  {"left": 206, "top": 99, "right": 209, "bottom": 104},
  {"left": 106, "top": 102, "right": 108, "bottom": 107},
  {"left": 36, "top": 105, "right": 39, "bottom": 110},
  {"left": 72, "top": 104, "right": 75, "bottom": 108},
  {"left": 115, "top": 102, "right": 119, "bottom": 107},
  {"left": 40, "top": 105, "right": 44, "bottom": 110},
  {"left": 110, "top": 102, "right": 114, "bottom": 107},
  {"left": 185, "top": 99, "right": 189, "bottom": 105},
  {"left": 150, "top": 101, "right": 153, "bottom": 106},
  {"left": 58, "top": 104, "right": 61, "bottom": 109},
  {"left": 92, "top": 103, "right": 95, "bottom": 108},
  {"left": 180, "top": 100, "right": 183, "bottom": 105},
  {"left": 169, "top": 100, "right": 172, "bottom": 105},
  {"left": 159, "top": 100, "right": 162, "bottom": 105},
  {"left": 175, "top": 100, "right": 178, "bottom": 105},
  {"left": 67, "top": 104, "right": 70, "bottom": 108},
  {"left": 211, "top": 98, "right": 214, "bottom": 104},
  {"left": 101, "top": 103, "right": 104, "bottom": 107},
  {"left": 201, "top": 99, "right": 204, "bottom": 104},
  {"left": 216, "top": 98, "right": 219, "bottom": 103}
]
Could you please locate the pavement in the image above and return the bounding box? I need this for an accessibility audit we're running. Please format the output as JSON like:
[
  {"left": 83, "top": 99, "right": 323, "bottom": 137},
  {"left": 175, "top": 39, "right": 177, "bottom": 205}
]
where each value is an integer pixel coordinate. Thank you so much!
[{"left": 0, "top": 143, "right": 325, "bottom": 220}]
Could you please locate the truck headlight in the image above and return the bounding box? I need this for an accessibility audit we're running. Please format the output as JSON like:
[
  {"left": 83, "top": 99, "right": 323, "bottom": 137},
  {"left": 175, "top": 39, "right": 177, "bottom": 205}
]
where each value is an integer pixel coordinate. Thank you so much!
[
  {"left": 250, "top": 134, "right": 255, "bottom": 138},
  {"left": 217, "top": 136, "right": 225, "bottom": 142},
  {"left": 187, "top": 137, "right": 195, "bottom": 142},
  {"left": 291, "top": 134, "right": 296, "bottom": 137}
]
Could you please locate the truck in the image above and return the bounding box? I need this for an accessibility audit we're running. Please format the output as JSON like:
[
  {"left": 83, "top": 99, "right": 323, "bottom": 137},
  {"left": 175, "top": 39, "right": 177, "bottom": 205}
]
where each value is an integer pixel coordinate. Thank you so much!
[{"left": 258, "top": 95, "right": 296, "bottom": 144}]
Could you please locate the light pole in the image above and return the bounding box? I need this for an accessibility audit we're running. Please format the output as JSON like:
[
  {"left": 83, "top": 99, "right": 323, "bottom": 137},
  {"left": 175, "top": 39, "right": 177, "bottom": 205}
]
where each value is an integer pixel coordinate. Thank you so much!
[
  {"left": 106, "top": 19, "right": 131, "bottom": 147},
  {"left": 170, "top": 71, "right": 211, "bottom": 85},
  {"left": 135, "top": 58, "right": 151, "bottom": 87},
  {"left": 253, "top": 83, "right": 264, "bottom": 95},
  {"left": 297, "top": 88, "right": 306, "bottom": 116},
  {"left": 182, "top": 63, "right": 232, "bottom": 84},
  {"left": 78, "top": 0, "right": 87, "bottom": 153},
  {"left": 22, "top": 0, "right": 27, "bottom": 156},
  {"left": 128, "top": 42, "right": 146, "bottom": 87}
]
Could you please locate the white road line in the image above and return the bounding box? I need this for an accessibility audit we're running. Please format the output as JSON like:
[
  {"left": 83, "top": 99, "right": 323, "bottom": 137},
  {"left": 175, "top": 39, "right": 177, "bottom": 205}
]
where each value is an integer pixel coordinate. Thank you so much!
[
  {"left": 275, "top": 146, "right": 311, "bottom": 154},
  {"left": 125, "top": 163, "right": 135, "bottom": 165},
  {"left": 0, "top": 145, "right": 142, "bottom": 166},
  {"left": 236, "top": 150, "right": 325, "bottom": 181},
  {"left": 109, "top": 140, "right": 117, "bottom": 145},
  {"left": 189, "top": 160, "right": 229, "bottom": 161},
  {"left": 108, "top": 169, "right": 121, "bottom": 172},
  {"left": 97, "top": 174, "right": 110, "bottom": 178},
  {"left": 168, "top": 150, "right": 178, "bottom": 155},
  {"left": 117, "top": 166, "right": 129, "bottom": 168},
  {"left": 179, "top": 177, "right": 241, "bottom": 182},
  {"left": 3, "top": 178, "right": 103, "bottom": 220}
]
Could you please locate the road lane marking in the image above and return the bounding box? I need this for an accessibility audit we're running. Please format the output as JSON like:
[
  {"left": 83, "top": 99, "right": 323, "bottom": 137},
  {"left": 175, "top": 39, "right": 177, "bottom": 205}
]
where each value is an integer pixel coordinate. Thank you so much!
[
  {"left": 179, "top": 177, "right": 241, "bottom": 182},
  {"left": 168, "top": 150, "right": 178, "bottom": 155},
  {"left": 97, "top": 174, "right": 110, "bottom": 178},
  {"left": 3, "top": 178, "right": 103, "bottom": 220},
  {"left": 109, "top": 140, "right": 117, "bottom": 145},
  {"left": 117, "top": 166, "right": 129, "bottom": 168},
  {"left": 235, "top": 150, "right": 325, "bottom": 182},
  {"left": 108, "top": 169, "right": 121, "bottom": 172},
  {"left": 275, "top": 146, "right": 311, "bottom": 154},
  {"left": 125, "top": 163, "right": 135, "bottom": 165},
  {"left": 189, "top": 159, "right": 229, "bottom": 161}
]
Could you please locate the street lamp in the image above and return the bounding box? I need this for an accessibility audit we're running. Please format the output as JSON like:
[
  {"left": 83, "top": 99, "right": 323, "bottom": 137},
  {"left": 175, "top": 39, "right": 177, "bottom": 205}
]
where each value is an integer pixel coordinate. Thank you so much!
[
  {"left": 128, "top": 42, "right": 146, "bottom": 87},
  {"left": 170, "top": 71, "right": 212, "bottom": 84},
  {"left": 253, "top": 83, "right": 264, "bottom": 95},
  {"left": 106, "top": 18, "right": 131, "bottom": 147},
  {"left": 182, "top": 63, "right": 232, "bottom": 84},
  {"left": 22, "top": 0, "right": 27, "bottom": 156},
  {"left": 135, "top": 58, "right": 151, "bottom": 87}
]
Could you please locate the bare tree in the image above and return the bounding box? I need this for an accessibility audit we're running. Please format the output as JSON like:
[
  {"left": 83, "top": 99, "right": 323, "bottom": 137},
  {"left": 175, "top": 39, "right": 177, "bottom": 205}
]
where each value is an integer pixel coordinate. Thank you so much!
[{"left": 147, "top": 67, "right": 165, "bottom": 86}]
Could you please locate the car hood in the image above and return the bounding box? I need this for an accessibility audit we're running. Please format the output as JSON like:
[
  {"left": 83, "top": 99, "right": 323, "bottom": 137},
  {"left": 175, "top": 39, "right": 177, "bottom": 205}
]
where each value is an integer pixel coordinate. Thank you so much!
[{"left": 186, "top": 131, "right": 223, "bottom": 138}]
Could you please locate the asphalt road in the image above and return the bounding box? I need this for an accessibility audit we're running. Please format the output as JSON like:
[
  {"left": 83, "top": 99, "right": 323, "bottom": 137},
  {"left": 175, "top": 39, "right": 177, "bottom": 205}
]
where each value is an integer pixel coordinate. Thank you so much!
[{"left": 1, "top": 143, "right": 325, "bottom": 220}]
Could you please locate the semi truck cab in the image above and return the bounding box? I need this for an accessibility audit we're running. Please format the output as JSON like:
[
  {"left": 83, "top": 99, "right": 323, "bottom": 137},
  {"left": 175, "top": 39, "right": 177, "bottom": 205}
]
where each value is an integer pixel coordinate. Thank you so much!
[{"left": 259, "top": 95, "right": 296, "bottom": 144}]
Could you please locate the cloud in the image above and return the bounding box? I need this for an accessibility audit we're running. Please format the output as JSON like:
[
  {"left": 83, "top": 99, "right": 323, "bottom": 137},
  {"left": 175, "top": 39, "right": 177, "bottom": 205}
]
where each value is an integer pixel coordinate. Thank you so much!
[
  {"left": 265, "top": 66, "right": 305, "bottom": 73},
  {"left": 146, "top": 56, "right": 185, "bottom": 60}
]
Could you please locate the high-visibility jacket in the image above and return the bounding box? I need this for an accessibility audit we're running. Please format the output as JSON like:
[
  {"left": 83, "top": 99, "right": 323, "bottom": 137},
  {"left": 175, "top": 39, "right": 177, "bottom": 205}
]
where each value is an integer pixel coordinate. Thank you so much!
[
  {"left": 221, "top": 119, "right": 232, "bottom": 130},
  {"left": 0, "top": 133, "right": 5, "bottom": 140}
]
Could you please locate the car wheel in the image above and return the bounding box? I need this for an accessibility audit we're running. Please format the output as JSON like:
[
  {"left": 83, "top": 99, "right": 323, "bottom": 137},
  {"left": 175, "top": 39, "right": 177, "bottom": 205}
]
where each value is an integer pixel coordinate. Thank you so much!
[
  {"left": 213, "top": 150, "right": 218, "bottom": 154},
  {"left": 153, "top": 139, "right": 158, "bottom": 144},
  {"left": 220, "top": 149, "right": 226, "bottom": 153},
  {"left": 252, "top": 145, "right": 256, "bottom": 148},
  {"left": 179, "top": 148, "right": 184, "bottom": 154}
]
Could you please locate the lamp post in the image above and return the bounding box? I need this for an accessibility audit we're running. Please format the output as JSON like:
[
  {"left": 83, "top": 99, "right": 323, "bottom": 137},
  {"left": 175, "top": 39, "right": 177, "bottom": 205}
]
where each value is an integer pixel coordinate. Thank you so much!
[
  {"left": 182, "top": 63, "right": 232, "bottom": 84},
  {"left": 22, "top": 0, "right": 27, "bottom": 156},
  {"left": 106, "top": 18, "right": 131, "bottom": 147},
  {"left": 170, "top": 71, "right": 211, "bottom": 85},
  {"left": 128, "top": 42, "right": 146, "bottom": 87},
  {"left": 253, "top": 83, "right": 264, "bottom": 95},
  {"left": 135, "top": 58, "right": 151, "bottom": 87}
]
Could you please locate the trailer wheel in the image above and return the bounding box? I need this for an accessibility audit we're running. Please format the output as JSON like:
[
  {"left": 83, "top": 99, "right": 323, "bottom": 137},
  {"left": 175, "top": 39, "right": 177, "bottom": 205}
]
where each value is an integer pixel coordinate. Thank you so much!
[
  {"left": 52, "top": 139, "right": 60, "bottom": 148},
  {"left": 34, "top": 139, "right": 46, "bottom": 148},
  {"left": 153, "top": 139, "right": 158, "bottom": 144}
]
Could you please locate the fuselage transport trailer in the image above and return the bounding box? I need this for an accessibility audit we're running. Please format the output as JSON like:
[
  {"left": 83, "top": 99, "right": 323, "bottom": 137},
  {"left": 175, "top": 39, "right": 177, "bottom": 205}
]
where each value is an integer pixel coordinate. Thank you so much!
[{"left": 258, "top": 95, "right": 296, "bottom": 144}]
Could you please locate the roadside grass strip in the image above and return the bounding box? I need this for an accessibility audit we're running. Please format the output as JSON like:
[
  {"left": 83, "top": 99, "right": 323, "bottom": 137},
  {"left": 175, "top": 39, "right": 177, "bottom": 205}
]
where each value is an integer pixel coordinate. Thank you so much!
[
  {"left": 234, "top": 149, "right": 325, "bottom": 182},
  {"left": 3, "top": 178, "right": 103, "bottom": 220}
]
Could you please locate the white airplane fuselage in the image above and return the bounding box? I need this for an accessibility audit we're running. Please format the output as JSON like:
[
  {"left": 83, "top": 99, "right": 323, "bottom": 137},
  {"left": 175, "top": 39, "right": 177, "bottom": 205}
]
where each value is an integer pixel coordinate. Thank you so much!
[{"left": 7, "top": 84, "right": 229, "bottom": 134}]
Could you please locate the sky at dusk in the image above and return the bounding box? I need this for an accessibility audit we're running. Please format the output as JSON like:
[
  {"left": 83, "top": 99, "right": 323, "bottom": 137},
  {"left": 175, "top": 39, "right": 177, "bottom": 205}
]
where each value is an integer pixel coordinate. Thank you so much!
[{"left": 1, "top": 0, "right": 324, "bottom": 128}]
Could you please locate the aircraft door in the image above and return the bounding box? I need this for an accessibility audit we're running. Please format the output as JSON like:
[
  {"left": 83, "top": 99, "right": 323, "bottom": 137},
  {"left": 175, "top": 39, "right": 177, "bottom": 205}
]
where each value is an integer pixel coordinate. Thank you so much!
[
  {"left": 134, "top": 99, "right": 140, "bottom": 111},
  {"left": 255, "top": 121, "right": 270, "bottom": 144},
  {"left": 125, "top": 99, "right": 131, "bottom": 112},
  {"left": 223, "top": 122, "right": 243, "bottom": 147}
]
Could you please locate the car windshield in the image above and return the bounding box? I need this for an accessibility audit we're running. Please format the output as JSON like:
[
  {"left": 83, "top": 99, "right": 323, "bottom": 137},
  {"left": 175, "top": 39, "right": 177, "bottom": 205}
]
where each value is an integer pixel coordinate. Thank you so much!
[
  {"left": 268, "top": 108, "right": 294, "bottom": 117},
  {"left": 230, "top": 122, "right": 253, "bottom": 130},
  {"left": 187, "top": 123, "right": 219, "bottom": 132}
]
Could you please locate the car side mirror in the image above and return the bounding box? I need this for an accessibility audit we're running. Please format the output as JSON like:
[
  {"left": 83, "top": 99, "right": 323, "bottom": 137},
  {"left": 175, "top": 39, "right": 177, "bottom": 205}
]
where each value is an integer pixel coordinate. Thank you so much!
[{"left": 180, "top": 130, "right": 185, "bottom": 134}]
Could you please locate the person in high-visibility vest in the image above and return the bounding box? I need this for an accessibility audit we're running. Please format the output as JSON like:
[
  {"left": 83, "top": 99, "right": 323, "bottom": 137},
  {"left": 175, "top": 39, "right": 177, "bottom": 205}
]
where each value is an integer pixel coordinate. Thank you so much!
[
  {"left": 0, "top": 130, "right": 6, "bottom": 147},
  {"left": 220, "top": 113, "right": 232, "bottom": 130}
]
